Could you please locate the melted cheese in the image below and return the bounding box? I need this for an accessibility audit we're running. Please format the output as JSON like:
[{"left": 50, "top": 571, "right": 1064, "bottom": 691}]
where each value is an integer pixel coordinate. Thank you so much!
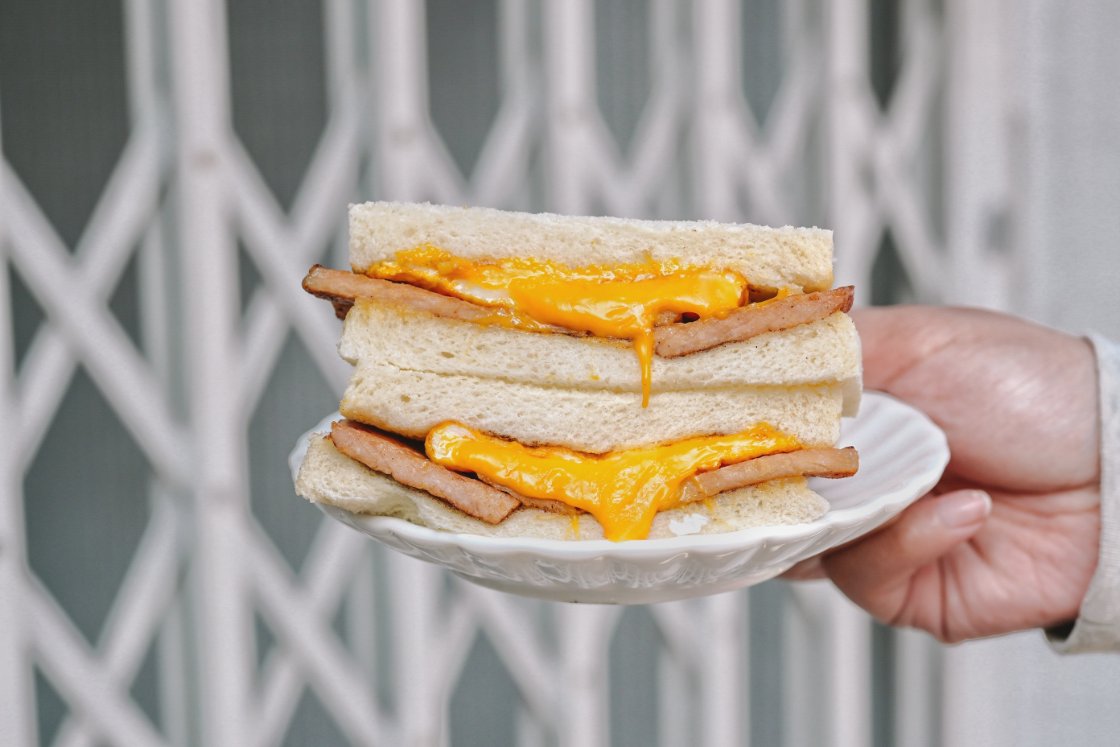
[
  {"left": 366, "top": 245, "right": 747, "bottom": 406},
  {"left": 426, "top": 421, "right": 801, "bottom": 541}
]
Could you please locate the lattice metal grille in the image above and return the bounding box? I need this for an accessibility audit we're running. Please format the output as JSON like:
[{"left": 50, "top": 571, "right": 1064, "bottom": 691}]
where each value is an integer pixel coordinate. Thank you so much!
[{"left": 1, "top": 1, "right": 1020, "bottom": 745}]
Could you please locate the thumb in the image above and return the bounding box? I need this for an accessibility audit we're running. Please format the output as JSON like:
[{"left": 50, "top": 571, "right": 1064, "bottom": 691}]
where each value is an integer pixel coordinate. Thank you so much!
[{"left": 821, "top": 490, "right": 992, "bottom": 625}]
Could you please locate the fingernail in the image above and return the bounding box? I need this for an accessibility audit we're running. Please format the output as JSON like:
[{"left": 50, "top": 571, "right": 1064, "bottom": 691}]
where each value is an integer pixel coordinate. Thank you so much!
[{"left": 936, "top": 490, "right": 992, "bottom": 528}]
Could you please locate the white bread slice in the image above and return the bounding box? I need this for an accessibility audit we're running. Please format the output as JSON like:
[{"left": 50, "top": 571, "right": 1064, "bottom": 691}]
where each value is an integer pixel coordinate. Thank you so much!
[
  {"left": 340, "top": 362, "right": 843, "bottom": 452},
  {"left": 339, "top": 298, "right": 861, "bottom": 415},
  {"left": 348, "top": 202, "right": 834, "bottom": 293},
  {"left": 296, "top": 435, "right": 828, "bottom": 540}
]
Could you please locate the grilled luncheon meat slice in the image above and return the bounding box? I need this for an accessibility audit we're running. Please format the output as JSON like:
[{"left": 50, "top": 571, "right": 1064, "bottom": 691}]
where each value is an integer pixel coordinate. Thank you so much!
[
  {"left": 653, "top": 286, "right": 854, "bottom": 357},
  {"left": 329, "top": 420, "right": 520, "bottom": 524},
  {"left": 303, "top": 265, "right": 853, "bottom": 356},
  {"left": 329, "top": 419, "right": 856, "bottom": 525},
  {"left": 679, "top": 446, "right": 858, "bottom": 504}
]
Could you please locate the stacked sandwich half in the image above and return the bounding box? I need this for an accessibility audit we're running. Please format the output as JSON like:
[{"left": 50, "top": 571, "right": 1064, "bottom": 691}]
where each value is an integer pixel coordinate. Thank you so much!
[{"left": 296, "top": 202, "right": 861, "bottom": 541}]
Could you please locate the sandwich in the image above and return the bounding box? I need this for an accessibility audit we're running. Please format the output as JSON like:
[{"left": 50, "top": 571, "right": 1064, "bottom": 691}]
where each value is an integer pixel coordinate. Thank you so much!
[{"left": 295, "top": 202, "right": 861, "bottom": 541}]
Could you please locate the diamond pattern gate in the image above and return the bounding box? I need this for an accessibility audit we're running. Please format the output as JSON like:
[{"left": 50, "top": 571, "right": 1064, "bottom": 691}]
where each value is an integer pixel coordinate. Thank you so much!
[{"left": 0, "top": 1, "right": 1016, "bottom": 745}]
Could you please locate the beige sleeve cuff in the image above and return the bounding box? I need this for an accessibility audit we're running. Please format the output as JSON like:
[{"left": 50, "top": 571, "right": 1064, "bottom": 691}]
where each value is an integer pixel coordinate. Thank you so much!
[{"left": 1049, "top": 334, "right": 1120, "bottom": 653}]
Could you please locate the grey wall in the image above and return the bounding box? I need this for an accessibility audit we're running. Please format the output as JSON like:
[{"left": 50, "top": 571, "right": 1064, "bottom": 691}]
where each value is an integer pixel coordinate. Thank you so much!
[{"left": 1018, "top": 0, "right": 1120, "bottom": 336}]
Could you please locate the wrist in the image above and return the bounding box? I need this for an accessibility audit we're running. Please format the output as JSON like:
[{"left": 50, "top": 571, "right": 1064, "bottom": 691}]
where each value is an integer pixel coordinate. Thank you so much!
[{"left": 1049, "top": 334, "right": 1119, "bottom": 653}]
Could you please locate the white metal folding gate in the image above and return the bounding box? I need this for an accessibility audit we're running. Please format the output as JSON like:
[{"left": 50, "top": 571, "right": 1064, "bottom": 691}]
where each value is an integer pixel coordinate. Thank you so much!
[{"left": 0, "top": 0, "right": 1072, "bottom": 745}]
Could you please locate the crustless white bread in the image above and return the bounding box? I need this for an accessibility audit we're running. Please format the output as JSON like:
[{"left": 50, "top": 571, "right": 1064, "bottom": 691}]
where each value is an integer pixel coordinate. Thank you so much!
[{"left": 295, "top": 201, "right": 861, "bottom": 541}]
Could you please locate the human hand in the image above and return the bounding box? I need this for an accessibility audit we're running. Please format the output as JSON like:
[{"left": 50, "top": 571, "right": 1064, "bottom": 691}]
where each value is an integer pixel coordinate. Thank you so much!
[{"left": 787, "top": 306, "right": 1101, "bottom": 642}]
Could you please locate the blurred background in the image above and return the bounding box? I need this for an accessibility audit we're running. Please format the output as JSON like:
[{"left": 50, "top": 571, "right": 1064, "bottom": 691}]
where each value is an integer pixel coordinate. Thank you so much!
[{"left": 2, "top": 0, "right": 1120, "bottom": 745}]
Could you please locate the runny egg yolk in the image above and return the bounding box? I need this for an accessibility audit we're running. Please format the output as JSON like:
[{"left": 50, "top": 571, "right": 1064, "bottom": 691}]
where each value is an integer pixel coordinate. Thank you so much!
[
  {"left": 425, "top": 421, "right": 802, "bottom": 541},
  {"left": 365, "top": 245, "right": 748, "bottom": 406}
]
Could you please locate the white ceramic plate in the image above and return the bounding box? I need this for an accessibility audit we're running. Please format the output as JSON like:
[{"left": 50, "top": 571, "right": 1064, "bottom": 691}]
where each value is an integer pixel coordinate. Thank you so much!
[{"left": 289, "top": 392, "right": 948, "bottom": 604}]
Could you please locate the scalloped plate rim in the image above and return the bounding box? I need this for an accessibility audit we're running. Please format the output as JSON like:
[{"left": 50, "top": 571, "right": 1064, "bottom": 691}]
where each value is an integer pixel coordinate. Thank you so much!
[{"left": 291, "top": 392, "right": 949, "bottom": 594}]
